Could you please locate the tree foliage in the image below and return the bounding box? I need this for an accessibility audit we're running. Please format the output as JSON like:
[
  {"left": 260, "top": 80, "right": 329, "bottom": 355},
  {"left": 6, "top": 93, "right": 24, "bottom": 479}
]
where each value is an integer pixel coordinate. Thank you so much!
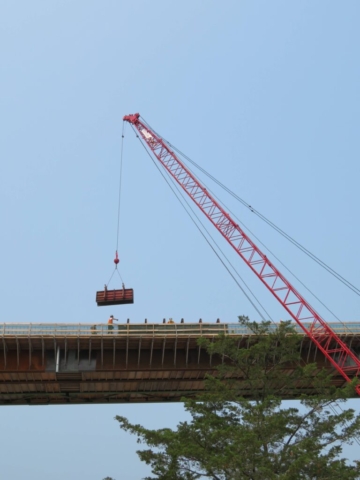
[{"left": 116, "top": 318, "right": 360, "bottom": 479}]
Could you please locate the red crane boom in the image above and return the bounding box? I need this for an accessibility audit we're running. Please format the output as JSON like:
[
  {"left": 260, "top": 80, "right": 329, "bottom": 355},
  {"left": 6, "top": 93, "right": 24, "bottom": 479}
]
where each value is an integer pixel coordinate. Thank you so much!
[{"left": 124, "top": 112, "right": 360, "bottom": 395}]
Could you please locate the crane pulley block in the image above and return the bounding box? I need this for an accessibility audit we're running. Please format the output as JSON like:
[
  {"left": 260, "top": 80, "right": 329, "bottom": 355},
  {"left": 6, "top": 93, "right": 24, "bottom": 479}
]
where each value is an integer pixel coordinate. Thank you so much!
[{"left": 96, "top": 286, "right": 134, "bottom": 306}]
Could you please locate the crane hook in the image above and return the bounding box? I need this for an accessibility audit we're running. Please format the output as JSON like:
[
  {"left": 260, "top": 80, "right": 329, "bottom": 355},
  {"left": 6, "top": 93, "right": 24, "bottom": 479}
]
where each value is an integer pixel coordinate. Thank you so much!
[{"left": 114, "top": 250, "right": 120, "bottom": 267}]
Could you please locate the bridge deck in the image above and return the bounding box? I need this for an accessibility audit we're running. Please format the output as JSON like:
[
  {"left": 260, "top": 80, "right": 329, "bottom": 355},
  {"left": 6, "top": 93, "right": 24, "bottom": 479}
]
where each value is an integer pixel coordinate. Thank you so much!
[
  {"left": 2, "top": 321, "right": 360, "bottom": 337},
  {"left": 1, "top": 322, "right": 360, "bottom": 405}
]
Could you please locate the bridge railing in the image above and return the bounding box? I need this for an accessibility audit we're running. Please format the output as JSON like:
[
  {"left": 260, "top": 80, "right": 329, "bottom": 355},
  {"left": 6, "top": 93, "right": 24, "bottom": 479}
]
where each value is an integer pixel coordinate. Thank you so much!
[{"left": 1, "top": 322, "right": 360, "bottom": 337}]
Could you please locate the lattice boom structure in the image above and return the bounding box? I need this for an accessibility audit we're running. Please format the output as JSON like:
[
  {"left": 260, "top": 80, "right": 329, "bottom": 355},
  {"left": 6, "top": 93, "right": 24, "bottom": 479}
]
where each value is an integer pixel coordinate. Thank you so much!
[{"left": 123, "top": 113, "right": 360, "bottom": 396}]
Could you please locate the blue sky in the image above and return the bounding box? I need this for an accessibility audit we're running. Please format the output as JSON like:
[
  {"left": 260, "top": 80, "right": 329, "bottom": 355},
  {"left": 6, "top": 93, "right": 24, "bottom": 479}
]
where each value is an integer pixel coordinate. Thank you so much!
[{"left": 0, "top": 1, "right": 360, "bottom": 478}]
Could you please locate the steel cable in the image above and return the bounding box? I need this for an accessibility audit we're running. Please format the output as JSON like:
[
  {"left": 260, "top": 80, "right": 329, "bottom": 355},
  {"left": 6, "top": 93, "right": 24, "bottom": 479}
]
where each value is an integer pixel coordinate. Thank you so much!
[
  {"left": 168, "top": 142, "right": 360, "bottom": 297},
  {"left": 131, "top": 125, "right": 274, "bottom": 323},
  {"left": 141, "top": 116, "right": 359, "bottom": 298},
  {"left": 116, "top": 122, "right": 125, "bottom": 252}
]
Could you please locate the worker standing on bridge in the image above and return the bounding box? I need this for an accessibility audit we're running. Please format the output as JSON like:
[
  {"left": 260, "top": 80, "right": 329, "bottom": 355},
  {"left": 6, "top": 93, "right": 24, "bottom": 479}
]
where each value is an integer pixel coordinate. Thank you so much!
[{"left": 108, "top": 315, "right": 118, "bottom": 333}]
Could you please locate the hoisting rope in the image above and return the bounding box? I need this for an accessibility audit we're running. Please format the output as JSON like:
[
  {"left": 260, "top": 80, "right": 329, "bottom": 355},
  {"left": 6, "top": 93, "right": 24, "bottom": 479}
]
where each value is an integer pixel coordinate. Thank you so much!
[
  {"left": 115, "top": 122, "right": 125, "bottom": 261},
  {"left": 131, "top": 124, "right": 274, "bottom": 323},
  {"left": 106, "top": 122, "right": 126, "bottom": 288},
  {"left": 172, "top": 145, "right": 360, "bottom": 297},
  {"left": 106, "top": 265, "right": 124, "bottom": 288},
  {"left": 139, "top": 116, "right": 360, "bottom": 334},
  {"left": 141, "top": 116, "right": 360, "bottom": 298},
  {"left": 181, "top": 166, "right": 347, "bottom": 326},
  {"left": 162, "top": 150, "right": 355, "bottom": 332}
]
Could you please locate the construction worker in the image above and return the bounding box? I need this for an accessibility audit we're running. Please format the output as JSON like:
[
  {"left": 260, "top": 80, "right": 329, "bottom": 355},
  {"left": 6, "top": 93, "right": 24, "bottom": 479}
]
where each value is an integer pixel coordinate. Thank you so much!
[
  {"left": 167, "top": 318, "right": 175, "bottom": 324},
  {"left": 108, "top": 315, "right": 118, "bottom": 333}
]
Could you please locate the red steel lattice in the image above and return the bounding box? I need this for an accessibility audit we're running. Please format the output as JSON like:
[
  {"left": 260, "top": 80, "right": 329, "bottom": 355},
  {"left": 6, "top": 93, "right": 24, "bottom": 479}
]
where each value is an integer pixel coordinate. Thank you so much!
[{"left": 124, "top": 112, "right": 360, "bottom": 395}]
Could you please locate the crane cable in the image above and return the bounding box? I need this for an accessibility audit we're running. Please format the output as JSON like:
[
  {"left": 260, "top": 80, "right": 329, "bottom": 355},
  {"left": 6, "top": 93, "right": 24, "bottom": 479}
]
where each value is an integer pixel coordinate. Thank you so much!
[
  {"left": 140, "top": 117, "right": 360, "bottom": 298},
  {"left": 140, "top": 118, "right": 359, "bottom": 333},
  {"left": 169, "top": 148, "right": 353, "bottom": 332},
  {"left": 116, "top": 122, "right": 125, "bottom": 255},
  {"left": 106, "top": 122, "right": 126, "bottom": 287},
  {"left": 168, "top": 143, "right": 360, "bottom": 297},
  {"left": 131, "top": 124, "right": 274, "bottom": 323},
  {"left": 178, "top": 164, "right": 349, "bottom": 329},
  {"left": 166, "top": 153, "right": 354, "bottom": 332}
]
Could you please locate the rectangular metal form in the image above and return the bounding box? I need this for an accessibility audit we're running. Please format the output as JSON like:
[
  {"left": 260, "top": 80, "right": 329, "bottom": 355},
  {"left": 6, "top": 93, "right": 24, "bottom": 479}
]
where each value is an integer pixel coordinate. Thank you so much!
[{"left": 96, "top": 288, "right": 134, "bottom": 306}]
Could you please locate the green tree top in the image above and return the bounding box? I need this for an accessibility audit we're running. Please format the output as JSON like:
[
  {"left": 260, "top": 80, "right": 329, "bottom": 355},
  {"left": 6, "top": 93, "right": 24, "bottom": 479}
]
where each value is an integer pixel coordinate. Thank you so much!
[{"left": 116, "top": 317, "right": 360, "bottom": 479}]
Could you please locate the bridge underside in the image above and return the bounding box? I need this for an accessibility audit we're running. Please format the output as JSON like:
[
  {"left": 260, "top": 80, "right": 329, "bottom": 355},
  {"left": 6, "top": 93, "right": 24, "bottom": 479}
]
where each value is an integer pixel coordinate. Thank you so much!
[{"left": 1, "top": 323, "right": 359, "bottom": 405}]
